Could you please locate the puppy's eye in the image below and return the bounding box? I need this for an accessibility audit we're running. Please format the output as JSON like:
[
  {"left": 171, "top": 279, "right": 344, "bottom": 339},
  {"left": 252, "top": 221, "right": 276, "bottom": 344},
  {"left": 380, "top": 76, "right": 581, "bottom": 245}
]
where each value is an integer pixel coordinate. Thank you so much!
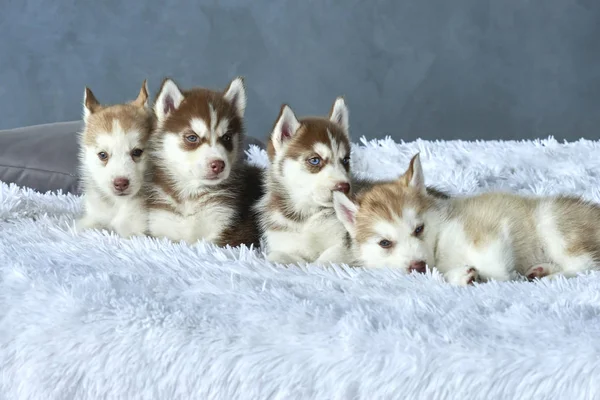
[
  {"left": 414, "top": 224, "right": 425, "bottom": 236},
  {"left": 185, "top": 134, "right": 199, "bottom": 143},
  {"left": 131, "top": 149, "right": 143, "bottom": 157},
  {"left": 221, "top": 133, "right": 232, "bottom": 142},
  {"left": 341, "top": 156, "right": 350, "bottom": 166},
  {"left": 307, "top": 156, "right": 322, "bottom": 166},
  {"left": 378, "top": 239, "right": 393, "bottom": 249},
  {"left": 98, "top": 152, "right": 108, "bottom": 161}
]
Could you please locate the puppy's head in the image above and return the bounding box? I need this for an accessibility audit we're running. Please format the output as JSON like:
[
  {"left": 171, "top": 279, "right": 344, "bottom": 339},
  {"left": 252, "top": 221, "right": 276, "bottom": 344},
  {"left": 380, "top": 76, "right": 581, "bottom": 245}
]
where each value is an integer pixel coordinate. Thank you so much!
[
  {"left": 268, "top": 98, "right": 351, "bottom": 207},
  {"left": 152, "top": 77, "right": 246, "bottom": 192},
  {"left": 333, "top": 154, "right": 436, "bottom": 273},
  {"left": 80, "top": 80, "right": 154, "bottom": 198}
]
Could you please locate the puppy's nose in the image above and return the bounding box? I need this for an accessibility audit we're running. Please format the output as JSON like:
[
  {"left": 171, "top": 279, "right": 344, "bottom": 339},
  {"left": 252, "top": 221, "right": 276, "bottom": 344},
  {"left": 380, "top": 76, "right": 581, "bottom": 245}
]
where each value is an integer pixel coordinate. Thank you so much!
[
  {"left": 113, "top": 177, "right": 130, "bottom": 191},
  {"left": 209, "top": 160, "right": 225, "bottom": 174},
  {"left": 409, "top": 260, "right": 427, "bottom": 274},
  {"left": 333, "top": 182, "right": 350, "bottom": 194}
]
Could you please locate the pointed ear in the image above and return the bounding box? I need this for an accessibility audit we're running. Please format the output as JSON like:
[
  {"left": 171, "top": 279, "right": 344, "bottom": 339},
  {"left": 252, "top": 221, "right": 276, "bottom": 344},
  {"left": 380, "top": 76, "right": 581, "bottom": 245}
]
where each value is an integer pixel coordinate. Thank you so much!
[
  {"left": 223, "top": 76, "right": 246, "bottom": 118},
  {"left": 333, "top": 192, "right": 359, "bottom": 238},
  {"left": 329, "top": 96, "right": 349, "bottom": 134},
  {"left": 399, "top": 153, "right": 425, "bottom": 191},
  {"left": 270, "top": 104, "right": 301, "bottom": 153},
  {"left": 83, "top": 87, "right": 100, "bottom": 123},
  {"left": 154, "top": 78, "right": 184, "bottom": 123},
  {"left": 131, "top": 79, "right": 149, "bottom": 108}
]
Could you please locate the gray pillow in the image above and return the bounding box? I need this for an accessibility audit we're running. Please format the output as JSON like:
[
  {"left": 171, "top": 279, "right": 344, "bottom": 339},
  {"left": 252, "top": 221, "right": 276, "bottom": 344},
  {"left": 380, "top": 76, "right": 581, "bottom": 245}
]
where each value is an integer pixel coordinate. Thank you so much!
[{"left": 0, "top": 121, "right": 265, "bottom": 195}]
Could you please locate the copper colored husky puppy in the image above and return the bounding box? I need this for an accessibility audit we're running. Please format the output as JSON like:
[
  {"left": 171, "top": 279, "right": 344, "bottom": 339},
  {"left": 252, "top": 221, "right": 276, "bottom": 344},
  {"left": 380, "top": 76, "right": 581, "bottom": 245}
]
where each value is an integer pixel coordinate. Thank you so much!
[
  {"left": 147, "top": 77, "right": 263, "bottom": 247},
  {"left": 256, "top": 98, "right": 353, "bottom": 265}
]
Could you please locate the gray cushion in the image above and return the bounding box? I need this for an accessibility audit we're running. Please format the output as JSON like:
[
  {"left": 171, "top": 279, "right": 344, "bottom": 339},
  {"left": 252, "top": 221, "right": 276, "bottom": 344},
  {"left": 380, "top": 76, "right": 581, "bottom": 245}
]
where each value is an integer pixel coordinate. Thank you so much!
[{"left": 0, "top": 121, "right": 266, "bottom": 195}]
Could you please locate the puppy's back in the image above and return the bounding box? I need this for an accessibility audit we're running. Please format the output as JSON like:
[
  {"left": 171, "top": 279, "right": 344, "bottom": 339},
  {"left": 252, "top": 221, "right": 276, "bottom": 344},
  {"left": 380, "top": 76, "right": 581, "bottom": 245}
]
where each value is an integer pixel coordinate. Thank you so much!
[{"left": 547, "top": 195, "right": 600, "bottom": 262}]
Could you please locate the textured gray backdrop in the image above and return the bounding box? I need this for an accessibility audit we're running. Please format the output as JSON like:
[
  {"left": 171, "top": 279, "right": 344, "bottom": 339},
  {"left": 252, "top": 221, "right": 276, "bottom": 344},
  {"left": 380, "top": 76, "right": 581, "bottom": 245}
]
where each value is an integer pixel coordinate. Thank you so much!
[{"left": 1, "top": 0, "right": 599, "bottom": 142}]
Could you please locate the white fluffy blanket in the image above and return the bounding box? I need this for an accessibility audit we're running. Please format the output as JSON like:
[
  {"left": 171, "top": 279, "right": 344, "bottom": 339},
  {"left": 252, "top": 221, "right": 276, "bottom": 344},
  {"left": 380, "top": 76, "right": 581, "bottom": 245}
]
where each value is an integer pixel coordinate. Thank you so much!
[{"left": 2, "top": 137, "right": 600, "bottom": 400}]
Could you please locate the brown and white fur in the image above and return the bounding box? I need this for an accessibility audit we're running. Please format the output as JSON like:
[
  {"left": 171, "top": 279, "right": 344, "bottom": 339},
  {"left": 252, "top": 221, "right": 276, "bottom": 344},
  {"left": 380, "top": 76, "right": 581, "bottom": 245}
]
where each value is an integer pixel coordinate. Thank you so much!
[
  {"left": 75, "top": 80, "right": 154, "bottom": 238},
  {"left": 256, "top": 98, "right": 354, "bottom": 265},
  {"left": 334, "top": 153, "right": 600, "bottom": 285},
  {"left": 146, "top": 77, "right": 263, "bottom": 247}
]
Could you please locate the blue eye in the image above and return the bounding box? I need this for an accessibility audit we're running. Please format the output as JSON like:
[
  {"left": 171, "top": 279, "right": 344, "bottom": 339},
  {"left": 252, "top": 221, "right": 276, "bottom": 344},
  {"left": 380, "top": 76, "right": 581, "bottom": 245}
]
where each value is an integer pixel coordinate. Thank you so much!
[
  {"left": 342, "top": 156, "right": 350, "bottom": 166},
  {"left": 378, "top": 239, "right": 393, "bottom": 248},
  {"left": 414, "top": 224, "right": 425, "bottom": 236},
  {"left": 308, "top": 157, "right": 321, "bottom": 166}
]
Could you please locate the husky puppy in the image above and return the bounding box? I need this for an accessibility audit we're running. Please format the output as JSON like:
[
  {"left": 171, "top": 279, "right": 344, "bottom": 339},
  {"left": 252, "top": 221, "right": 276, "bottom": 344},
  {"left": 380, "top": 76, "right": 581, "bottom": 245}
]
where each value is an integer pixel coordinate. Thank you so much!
[
  {"left": 75, "top": 80, "right": 154, "bottom": 237},
  {"left": 146, "top": 77, "right": 263, "bottom": 247},
  {"left": 256, "top": 98, "right": 354, "bottom": 265},
  {"left": 333, "top": 153, "right": 600, "bottom": 285}
]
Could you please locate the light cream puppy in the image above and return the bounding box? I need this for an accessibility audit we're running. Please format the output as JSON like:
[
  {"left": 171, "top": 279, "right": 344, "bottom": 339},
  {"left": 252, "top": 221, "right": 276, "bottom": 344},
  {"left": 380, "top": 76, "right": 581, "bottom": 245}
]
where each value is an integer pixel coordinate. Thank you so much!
[
  {"left": 76, "top": 80, "right": 155, "bottom": 238},
  {"left": 334, "top": 153, "right": 600, "bottom": 285}
]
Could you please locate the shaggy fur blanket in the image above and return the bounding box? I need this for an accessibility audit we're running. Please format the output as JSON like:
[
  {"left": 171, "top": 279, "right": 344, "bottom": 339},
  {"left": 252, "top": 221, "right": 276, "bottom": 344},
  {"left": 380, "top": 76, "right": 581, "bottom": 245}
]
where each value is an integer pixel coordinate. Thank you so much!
[{"left": 1, "top": 137, "right": 600, "bottom": 399}]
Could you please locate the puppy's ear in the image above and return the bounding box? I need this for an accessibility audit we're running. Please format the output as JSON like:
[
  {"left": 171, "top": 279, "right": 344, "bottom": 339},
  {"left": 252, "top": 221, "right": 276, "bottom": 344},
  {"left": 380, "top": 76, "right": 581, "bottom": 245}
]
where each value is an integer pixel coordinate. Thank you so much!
[
  {"left": 223, "top": 76, "right": 246, "bottom": 118},
  {"left": 399, "top": 153, "right": 425, "bottom": 192},
  {"left": 333, "top": 191, "right": 359, "bottom": 238},
  {"left": 83, "top": 87, "right": 101, "bottom": 123},
  {"left": 270, "top": 104, "right": 301, "bottom": 154},
  {"left": 131, "top": 79, "right": 149, "bottom": 108},
  {"left": 154, "top": 78, "right": 184, "bottom": 123},
  {"left": 329, "top": 96, "right": 349, "bottom": 135}
]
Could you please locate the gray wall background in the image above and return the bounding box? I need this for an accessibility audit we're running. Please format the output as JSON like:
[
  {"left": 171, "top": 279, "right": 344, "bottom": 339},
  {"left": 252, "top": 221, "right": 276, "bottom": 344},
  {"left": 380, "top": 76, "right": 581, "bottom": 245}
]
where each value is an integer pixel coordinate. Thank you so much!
[{"left": 1, "top": 0, "right": 599, "bottom": 142}]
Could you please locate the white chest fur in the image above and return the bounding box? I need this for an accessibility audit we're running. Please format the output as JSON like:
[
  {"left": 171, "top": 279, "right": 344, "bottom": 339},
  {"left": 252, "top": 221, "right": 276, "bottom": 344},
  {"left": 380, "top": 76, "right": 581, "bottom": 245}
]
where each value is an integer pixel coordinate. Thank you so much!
[
  {"left": 77, "top": 191, "right": 147, "bottom": 238},
  {"left": 264, "top": 208, "right": 350, "bottom": 264},
  {"left": 147, "top": 196, "right": 235, "bottom": 244}
]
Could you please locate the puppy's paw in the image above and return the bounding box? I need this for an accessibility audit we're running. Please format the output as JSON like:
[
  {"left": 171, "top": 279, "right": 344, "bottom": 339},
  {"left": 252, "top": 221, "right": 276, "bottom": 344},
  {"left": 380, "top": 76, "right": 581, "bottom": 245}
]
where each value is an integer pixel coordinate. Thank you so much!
[
  {"left": 266, "top": 251, "right": 305, "bottom": 265},
  {"left": 111, "top": 216, "right": 148, "bottom": 239},
  {"left": 116, "top": 228, "right": 147, "bottom": 239},
  {"left": 315, "top": 244, "right": 349, "bottom": 265},
  {"left": 114, "top": 224, "right": 147, "bottom": 239},
  {"left": 525, "top": 263, "right": 555, "bottom": 280},
  {"left": 74, "top": 216, "right": 100, "bottom": 234},
  {"left": 445, "top": 266, "right": 479, "bottom": 286}
]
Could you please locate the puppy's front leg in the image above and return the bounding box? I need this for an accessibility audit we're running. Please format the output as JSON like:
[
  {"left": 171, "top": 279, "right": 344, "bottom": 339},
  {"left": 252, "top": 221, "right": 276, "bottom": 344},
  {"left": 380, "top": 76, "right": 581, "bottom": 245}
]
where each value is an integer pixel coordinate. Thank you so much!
[
  {"left": 263, "top": 230, "right": 308, "bottom": 265},
  {"left": 267, "top": 251, "right": 306, "bottom": 265},
  {"left": 111, "top": 201, "right": 148, "bottom": 238},
  {"left": 443, "top": 266, "right": 480, "bottom": 286},
  {"left": 112, "top": 216, "right": 147, "bottom": 238},
  {"left": 315, "top": 243, "right": 351, "bottom": 265},
  {"left": 74, "top": 214, "right": 104, "bottom": 233}
]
